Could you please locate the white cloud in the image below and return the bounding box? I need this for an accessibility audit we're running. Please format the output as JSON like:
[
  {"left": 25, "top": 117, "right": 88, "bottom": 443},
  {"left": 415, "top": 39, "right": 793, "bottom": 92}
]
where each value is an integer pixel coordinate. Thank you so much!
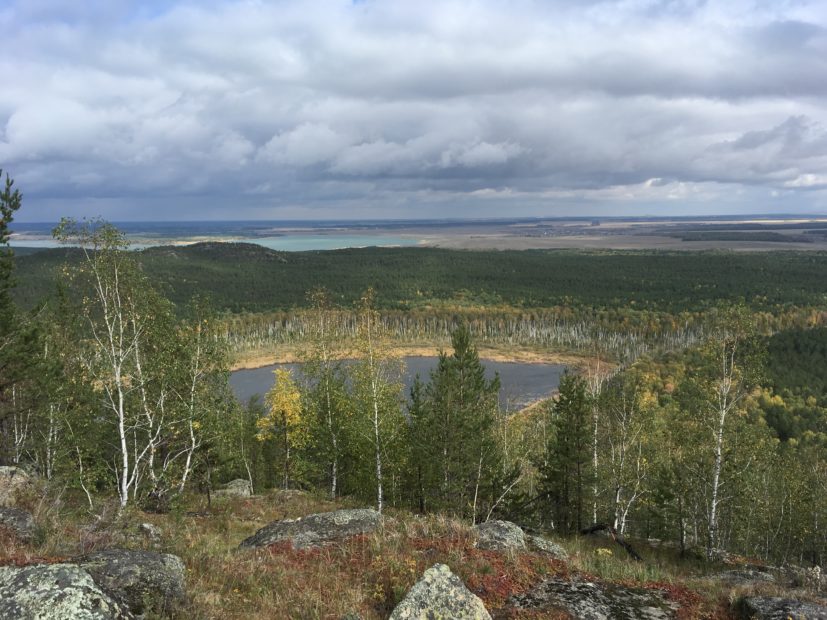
[{"left": 1, "top": 0, "right": 826, "bottom": 219}]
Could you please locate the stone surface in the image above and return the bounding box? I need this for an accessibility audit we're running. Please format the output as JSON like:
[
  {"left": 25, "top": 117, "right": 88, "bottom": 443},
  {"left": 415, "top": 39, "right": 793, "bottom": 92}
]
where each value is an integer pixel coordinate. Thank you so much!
[
  {"left": 508, "top": 577, "right": 678, "bottom": 619},
  {"left": 137, "top": 522, "right": 162, "bottom": 544},
  {"left": 0, "top": 563, "right": 130, "bottom": 619},
  {"left": 389, "top": 563, "right": 491, "bottom": 620},
  {"left": 0, "top": 506, "right": 36, "bottom": 542},
  {"left": 714, "top": 569, "right": 777, "bottom": 585},
  {"left": 239, "top": 508, "right": 381, "bottom": 549},
  {"left": 736, "top": 596, "right": 827, "bottom": 619},
  {"left": 213, "top": 478, "right": 252, "bottom": 498},
  {"left": 474, "top": 519, "right": 526, "bottom": 551},
  {"left": 526, "top": 534, "right": 568, "bottom": 560},
  {"left": 0, "top": 466, "right": 32, "bottom": 508},
  {"left": 76, "top": 548, "right": 186, "bottom": 617}
]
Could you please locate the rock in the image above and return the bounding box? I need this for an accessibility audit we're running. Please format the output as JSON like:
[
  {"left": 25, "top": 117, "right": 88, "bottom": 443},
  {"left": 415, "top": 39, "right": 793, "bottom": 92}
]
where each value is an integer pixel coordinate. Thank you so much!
[
  {"left": 76, "top": 548, "right": 186, "bottom": 617},
  {"left": 0, "top": 466, "right": 32, "bottom": 508},
  {"left": 213, "top": 478, "right": 252, "bottom": 498},
  {"left": 137, "top": 522, "right": 162, "bottom": 544},
  {"left": 239, "top": 508, "right": 381, "bottom": 549},
  {"left": 0, "top": 563, "right": 130, "bottom": 619},
  {"left": 389, "top": 563, "right": 491, "bottom": 620},
  {"left": 474, "top": 519, "right": 526, "bottom": 551},
  {"left": 508, "top": 577, "right": 679, "bottom": 619},
  {"left": 0, "top": 506, "right": 36, "bottom": 542},
  {"left": 736, "top": 596, "right": 827, "bottom": 619},
  {"left": 714, "top": 569, "right": 776, "bottom": 585},
  {"left": 526, "top": 534, "right": 568, "bottom": 560}
]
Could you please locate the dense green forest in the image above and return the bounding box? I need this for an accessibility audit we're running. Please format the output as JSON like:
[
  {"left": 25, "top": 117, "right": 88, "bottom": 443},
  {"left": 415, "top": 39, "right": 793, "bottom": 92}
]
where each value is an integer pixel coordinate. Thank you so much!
[
  {"left": 1, "top": 194, "right": 826, "bottom": 607},
  {"left": 13, "top": 241, "right": 827, "bottom": 313}
]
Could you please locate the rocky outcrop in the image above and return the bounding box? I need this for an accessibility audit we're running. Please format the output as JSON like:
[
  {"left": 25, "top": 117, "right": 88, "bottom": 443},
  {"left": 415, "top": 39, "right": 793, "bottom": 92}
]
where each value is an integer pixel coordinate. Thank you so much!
[
  {"left": 474, "top": 519, "right": 526, "bottom": 551},
  {"left": 137, "top": 522, "right": 162, "bottom": 545},
  {"left": 0, "top": 506, "right": 36, "bottom": 542},
  {"left": 526, "top": 534, "right": 569, "bottom": 560},
  {"left": 714, "top": 569, "right": 776, "bottom": 585},
  {"left": 473, "top": 520, "right": 568, "bottom": 560},
  {"left": 735, "top": 596, "right": 827, "bottom": 619},
  {"left": 213, "top": 479, "right": 252, "bottom": 498},
  {"left": 389, "top": 563, "right": 491, "bottom": 620},
  {"left": 76, "top": 549, "right": 186, "bottom": 617},
  {"left": 0, "top": 466, "right": 33, "bottom": 508},
  {"left": 0, "top": 563, "right": 130, "bottom": 619},
  {"left": 508, "top": 577, "right": 678, "bottom": 619},
  {"left": 239, "top": 508, "right": 381, "bottom": 549}
]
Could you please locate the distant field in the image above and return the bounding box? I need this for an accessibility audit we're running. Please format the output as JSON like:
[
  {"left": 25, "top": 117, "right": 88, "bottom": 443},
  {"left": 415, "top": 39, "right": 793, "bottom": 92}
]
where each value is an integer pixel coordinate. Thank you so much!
[
  {"left": 13, "top": 215, "right": 827, "bottom": 252},
  {"left": 13, "top": 243, "right": 827, "bottom": 313}
]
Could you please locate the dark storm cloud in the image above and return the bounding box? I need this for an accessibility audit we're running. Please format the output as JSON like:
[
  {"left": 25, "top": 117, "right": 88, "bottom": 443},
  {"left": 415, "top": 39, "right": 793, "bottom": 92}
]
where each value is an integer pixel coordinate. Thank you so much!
[{"left": 1, "top": 0, "right": 826, "bottom": 220}]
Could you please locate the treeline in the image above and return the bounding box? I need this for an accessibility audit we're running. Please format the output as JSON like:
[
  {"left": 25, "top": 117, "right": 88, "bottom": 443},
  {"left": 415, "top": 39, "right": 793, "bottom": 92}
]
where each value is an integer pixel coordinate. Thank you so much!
[
  {"left": 14, "top": 241, "right": 827, "bottom": 313},
  {"left": 221, "top": 305, "right": 824, "bottom": 363}
]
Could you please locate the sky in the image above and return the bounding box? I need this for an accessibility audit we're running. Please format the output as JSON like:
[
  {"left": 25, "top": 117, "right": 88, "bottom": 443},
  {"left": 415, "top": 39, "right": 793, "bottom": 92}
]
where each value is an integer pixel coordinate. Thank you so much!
[{"left": 3, "top": 0, "right": 827, "bottom": 221}]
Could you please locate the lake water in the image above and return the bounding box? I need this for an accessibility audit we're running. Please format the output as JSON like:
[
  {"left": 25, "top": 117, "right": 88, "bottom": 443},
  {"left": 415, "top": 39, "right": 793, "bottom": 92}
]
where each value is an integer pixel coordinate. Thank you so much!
[
  {"left": 9, "top": 221, "right": 421, "bottom": 251},
  {"left": 230, "top": 357, "right": 566, "bottom": 411},
  {"left": 9, "top": 233, "right": 418, "bottom": 252}
]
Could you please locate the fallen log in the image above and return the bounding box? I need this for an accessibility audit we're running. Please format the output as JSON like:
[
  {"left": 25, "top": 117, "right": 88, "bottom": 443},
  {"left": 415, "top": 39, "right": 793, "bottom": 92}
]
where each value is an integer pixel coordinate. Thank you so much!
[{"left": 580, "top": 523, "right": 643, "bottom": 562}]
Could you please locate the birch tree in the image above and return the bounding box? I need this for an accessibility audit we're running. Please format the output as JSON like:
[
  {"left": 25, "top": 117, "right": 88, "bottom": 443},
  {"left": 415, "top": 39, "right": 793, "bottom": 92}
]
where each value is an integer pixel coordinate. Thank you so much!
[
  {"left": 301, "top": 289, "right": 350, "bottom": 499},
  {"left": 677, "top": 305, "right": 763, "bottom": 560},
  {"left": 599, "top": 371, "right": 654, "bottom": 534},
  {"left": 54, "top": 219, "right": 149, "bottom": 508},
  {"left": 351, "top": 289, "right": 404, "bottom": 513}
]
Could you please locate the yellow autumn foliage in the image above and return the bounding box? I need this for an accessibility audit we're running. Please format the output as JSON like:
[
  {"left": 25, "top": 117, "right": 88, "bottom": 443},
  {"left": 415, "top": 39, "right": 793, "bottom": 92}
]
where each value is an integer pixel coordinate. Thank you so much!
[{"left": 257, "top": 368, "right": 307, "bottom": 447}]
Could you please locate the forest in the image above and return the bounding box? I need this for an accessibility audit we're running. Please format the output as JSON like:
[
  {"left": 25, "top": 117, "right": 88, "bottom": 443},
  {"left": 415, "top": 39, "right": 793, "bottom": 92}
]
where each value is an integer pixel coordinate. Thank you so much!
[
  {"left": 1, "top": 177, "right": 826, "bottom": 617},
  {"left": 14, "top": 240, "right": 827, "bottom": 313}
]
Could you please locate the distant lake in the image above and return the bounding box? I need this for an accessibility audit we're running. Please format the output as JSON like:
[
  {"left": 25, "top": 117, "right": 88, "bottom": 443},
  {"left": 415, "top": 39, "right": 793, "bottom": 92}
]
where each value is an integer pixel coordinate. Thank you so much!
[
  {"left": 230, "top": 356, "right": 566, "bottom": 411},
  {"left": 9, "top": 233, "right": 418, "bottom": 252}
]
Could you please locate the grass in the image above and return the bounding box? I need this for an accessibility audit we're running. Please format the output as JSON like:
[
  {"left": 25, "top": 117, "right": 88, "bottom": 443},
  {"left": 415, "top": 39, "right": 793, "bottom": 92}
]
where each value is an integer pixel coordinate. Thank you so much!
[{"left": 2, "top": 488, "right": 817, "bottom": 619}]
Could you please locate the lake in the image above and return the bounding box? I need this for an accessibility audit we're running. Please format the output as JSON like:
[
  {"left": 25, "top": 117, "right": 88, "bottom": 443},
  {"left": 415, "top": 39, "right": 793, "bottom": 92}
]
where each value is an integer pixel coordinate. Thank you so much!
[{"left": 230, "top": 357, "right": 566, "bottom": 411}]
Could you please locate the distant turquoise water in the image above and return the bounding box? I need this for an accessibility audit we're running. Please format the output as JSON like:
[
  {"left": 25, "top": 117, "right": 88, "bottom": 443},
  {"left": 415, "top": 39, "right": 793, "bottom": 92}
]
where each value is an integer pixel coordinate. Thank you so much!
[
  {"left": 10, "top": 234, "right": 419, "bottom": 251},
  {"left": 252, "top": 235, "right": 418, "bottom": 251}
]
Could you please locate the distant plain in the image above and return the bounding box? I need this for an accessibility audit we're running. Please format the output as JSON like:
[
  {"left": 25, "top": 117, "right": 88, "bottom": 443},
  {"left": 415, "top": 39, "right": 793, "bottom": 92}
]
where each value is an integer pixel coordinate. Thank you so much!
[{"left": 11, "top": 215, "right": 827, "bottom": 252}]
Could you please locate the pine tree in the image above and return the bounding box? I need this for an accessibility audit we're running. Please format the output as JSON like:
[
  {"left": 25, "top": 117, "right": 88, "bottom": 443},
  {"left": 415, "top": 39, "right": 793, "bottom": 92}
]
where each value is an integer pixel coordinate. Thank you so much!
[
  {"left": 541, "top": 372, "right": 593, "bottom": 534},
  {"left": 0, "top": 170, "right": 42, "bottom": 464},
  {"left": 411, "top": 325, "right": 501, "bottom": 520}
]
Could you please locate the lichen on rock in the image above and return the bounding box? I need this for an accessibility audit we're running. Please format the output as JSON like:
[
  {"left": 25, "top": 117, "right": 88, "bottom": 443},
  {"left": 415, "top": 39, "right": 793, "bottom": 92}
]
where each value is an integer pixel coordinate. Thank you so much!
[
  {"left": 474, "top": 519, "right": 526, "bottom": 551},
  {"left": 0, "top": 506, "right": 36, "bottom": 542},
  {"left": 389, "top": 563, "right": 491, "bottom": 620},
  {"left": 0, "top": 466, "right": 33, "bottom": 508},
  {"left": 735, "top": 596, "right": 827, "bottom": 619},
  {"left": 508, "top": 576, "right": 678, "bottom": 619},
  {"left": 213, "top": 479, "right": 252, "bottom": 498},
  {"left": 239, "top": 508, "right": 381, "bottom": 549},
  {"left": 76, "top": 548, "right": 187, "bottom": 617},
  {"left": 0, "top": 563, "right": 130, "bottom": 620},
  {"left": 526, "top": 534, "right": 568, "bottom": 560}
]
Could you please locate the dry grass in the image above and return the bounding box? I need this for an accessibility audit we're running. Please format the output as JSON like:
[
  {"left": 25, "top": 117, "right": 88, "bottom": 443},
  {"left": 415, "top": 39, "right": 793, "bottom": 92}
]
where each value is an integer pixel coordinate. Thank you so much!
[
  {"left": 230, "top": 342, "right": 593, "bottom": 371},
  {"left": 4, "top": 488, "right": 809, "bottom": 619}
]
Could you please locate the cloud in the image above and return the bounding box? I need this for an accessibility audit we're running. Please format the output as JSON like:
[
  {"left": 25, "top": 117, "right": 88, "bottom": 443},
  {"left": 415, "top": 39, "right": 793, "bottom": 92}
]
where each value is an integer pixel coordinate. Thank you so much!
[{"left": 1, "top": 0, "right": 826, "bottom": 220}]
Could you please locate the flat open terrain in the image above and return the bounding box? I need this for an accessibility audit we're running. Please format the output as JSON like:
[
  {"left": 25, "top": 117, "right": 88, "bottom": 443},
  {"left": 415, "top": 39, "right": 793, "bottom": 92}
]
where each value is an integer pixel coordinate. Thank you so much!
[{"left": 407, "top": 217, "right": 827, "bottom": 251}]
